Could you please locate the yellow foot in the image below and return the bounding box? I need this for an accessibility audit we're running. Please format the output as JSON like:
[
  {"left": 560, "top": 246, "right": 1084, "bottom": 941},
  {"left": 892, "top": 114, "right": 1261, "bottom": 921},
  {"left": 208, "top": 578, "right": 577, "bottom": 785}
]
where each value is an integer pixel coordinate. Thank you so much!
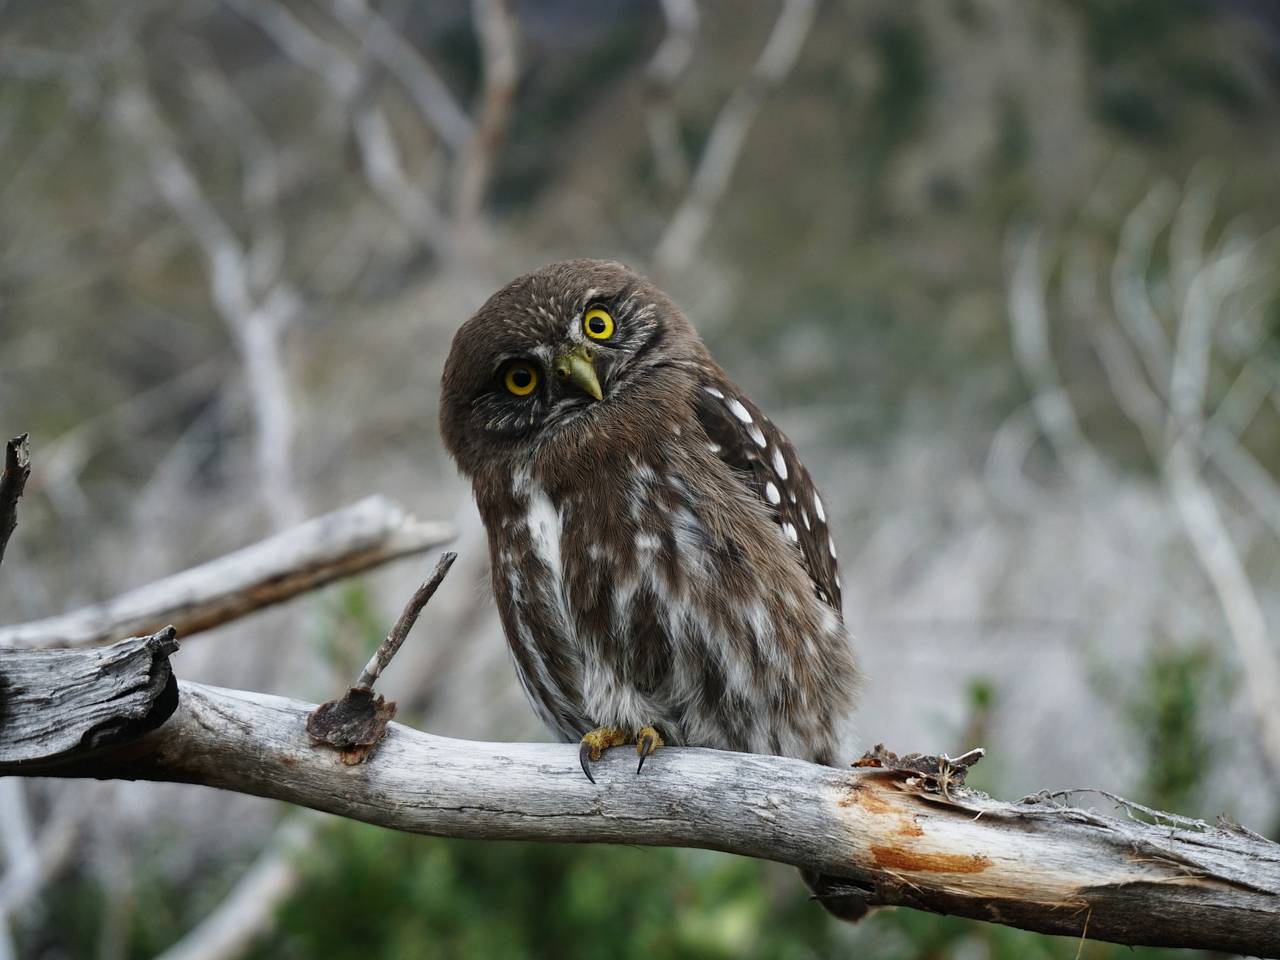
[
  {"left": 635, "top": 726, "right": 665, "bottom": 774},
  {"left": 578, "top": 726, "right": 628, "bottom": 783},
  {"left": 577, "top": 725, "right": 666, "bottom": 782}
]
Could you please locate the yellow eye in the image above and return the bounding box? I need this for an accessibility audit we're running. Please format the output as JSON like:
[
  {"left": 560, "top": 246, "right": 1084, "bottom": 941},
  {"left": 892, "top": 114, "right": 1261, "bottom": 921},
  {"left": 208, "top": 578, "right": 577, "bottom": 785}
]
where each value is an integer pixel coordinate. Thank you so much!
[
  {"left": 583, "top": 307, "right": 614, "bottom": 340},
  {"left": 503, "top": 362, "right": 538, "bottom": 396}
]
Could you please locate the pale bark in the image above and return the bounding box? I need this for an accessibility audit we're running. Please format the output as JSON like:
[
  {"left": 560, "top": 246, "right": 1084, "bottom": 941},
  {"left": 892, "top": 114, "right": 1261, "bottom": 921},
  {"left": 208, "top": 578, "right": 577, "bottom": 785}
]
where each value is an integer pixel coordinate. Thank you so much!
[
  {"left": 2, "top": 636, "right": 1276, "bottom": 956},
  {"left": 0, "top": 496, "right": 452, "bottom": 650}
]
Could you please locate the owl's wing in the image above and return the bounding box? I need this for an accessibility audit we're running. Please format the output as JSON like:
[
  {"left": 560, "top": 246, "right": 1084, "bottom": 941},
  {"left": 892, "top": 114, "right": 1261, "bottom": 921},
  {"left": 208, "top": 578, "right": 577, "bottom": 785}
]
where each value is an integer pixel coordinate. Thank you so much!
[{"left": 694, "top": 376, "right": 842, "bottom": 614}]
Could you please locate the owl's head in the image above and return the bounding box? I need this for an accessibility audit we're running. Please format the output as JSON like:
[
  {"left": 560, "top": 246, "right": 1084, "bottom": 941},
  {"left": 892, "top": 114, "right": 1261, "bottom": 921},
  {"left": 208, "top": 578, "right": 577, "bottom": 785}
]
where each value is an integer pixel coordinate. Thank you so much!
[{"left": 440, "top": 259, "right": 705, "bottom": 478}]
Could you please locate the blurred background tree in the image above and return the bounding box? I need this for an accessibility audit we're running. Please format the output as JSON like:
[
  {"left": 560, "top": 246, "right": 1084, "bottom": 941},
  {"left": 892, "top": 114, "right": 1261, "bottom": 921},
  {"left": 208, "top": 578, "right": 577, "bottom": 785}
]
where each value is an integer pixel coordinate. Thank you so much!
[{"left": 2, "top": 0, "right": 1279, "bottom": 956}]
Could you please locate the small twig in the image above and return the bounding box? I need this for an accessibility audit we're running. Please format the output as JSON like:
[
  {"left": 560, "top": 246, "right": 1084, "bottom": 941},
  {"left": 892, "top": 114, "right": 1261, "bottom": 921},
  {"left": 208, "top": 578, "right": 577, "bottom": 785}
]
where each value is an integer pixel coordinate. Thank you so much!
[
  {"left": 1075, "top": 906, "right": 1093, "bottom": 960},
  {"left": 356, "top": 551, "right": 457, "bottom": 690},
  {"left": 0, "top": 434, "right": 31, "bottom": 567},
  {"left": 306, "top": 551, "right": 457, "bottom": 763},
  {"left": 1039, "top": 788, "right": 1215, "bottom": 831}
]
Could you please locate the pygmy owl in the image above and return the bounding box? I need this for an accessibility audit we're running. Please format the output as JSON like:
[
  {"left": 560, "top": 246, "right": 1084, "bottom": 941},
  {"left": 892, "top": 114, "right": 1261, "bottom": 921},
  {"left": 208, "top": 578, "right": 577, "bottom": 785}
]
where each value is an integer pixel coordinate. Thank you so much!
[{"left": 440, "top": 260, "right": 862, "bottom": 915}]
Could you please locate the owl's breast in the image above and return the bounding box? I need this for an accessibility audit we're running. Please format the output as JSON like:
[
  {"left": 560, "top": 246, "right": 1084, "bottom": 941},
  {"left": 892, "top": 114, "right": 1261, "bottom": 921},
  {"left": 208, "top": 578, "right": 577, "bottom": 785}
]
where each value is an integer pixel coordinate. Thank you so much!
[{"left": 482, "top": 450, "right": 854, "bottom": 760}]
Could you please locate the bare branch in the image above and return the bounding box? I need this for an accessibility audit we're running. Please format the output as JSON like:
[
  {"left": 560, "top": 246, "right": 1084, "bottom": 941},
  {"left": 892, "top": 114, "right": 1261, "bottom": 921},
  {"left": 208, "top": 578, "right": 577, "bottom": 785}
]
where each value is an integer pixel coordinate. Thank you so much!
[
  {"left": 1110, "top": 181, "right": 1176, "bottom": 390},
  {"left": 653, "top": 0, "right": 816, "bottom": 272},
  {"left": 355, "top": 551, "right": 457, "bottom": 691},
  {"left": 0, "top": 496, "right": 453, "bottom": 650},
  {"left": 644, "top": 0, "right": 699, "bottom": 190},
  {"left": 223, "top": 0, "right": 359, "bottom": 101},
  {"left": 330, "top": 0, "right": 472, "bottom": 151},
  {"left": 0, "top": 434, "right": 30, "bottom": 567},
  {"left": 113, "top": 77, "right": 305, "bottom": 526},
  {"left": 2, "top": 645, "right": 1277, "bottom": 957},
  {"left": 307, "top": 551, "right": 456, "bottom": 765},
  {"left": 1165, "top": 439, "right": 1280, "bottom": 778},
  {"left": 227, "top": 0, "right": 452, "bottom": 256},
  {"left": 151, "top": 814, "right": 318, "bottom": 960},
  {"left": 158, "top": 549, "right": 460, "bottom": 960},
  {"left": 452, "top": 0, "right": 519, "bottom": 246},
  {"left": 1155, "top": 199, "right": 1280, "bottom": 775},
  {"left": 1167, "top": 231, "right": 1254, "bottom": 443},
  {"left": 0, "top": 783, "right": 92, "bottom": 921},
  {"left": 1005, "top": 230, "right": 1109, "bottom": 485},
  {"left": 0, "top": 628, "right": 179, "bottom": 768},
  {"left": 185, "top": 55, "right": 287, "bottom": 295},
  {"left": 351, "top": 103, "right": 454, "bottom": 251}
]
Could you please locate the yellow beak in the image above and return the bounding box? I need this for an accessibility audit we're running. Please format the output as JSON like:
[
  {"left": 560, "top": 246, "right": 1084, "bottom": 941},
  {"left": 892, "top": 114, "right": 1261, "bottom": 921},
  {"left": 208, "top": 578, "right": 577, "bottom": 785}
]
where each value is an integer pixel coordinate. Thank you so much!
[{"left": 554, "top": 345, "right": 603, "bottom": 401}]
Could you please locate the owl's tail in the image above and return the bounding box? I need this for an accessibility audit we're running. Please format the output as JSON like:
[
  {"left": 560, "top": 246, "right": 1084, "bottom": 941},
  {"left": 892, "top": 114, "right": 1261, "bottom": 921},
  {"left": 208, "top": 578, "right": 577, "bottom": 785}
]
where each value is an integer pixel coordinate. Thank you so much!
[{"left": 799, "top": 868, "right": 870, "bottom": 922}]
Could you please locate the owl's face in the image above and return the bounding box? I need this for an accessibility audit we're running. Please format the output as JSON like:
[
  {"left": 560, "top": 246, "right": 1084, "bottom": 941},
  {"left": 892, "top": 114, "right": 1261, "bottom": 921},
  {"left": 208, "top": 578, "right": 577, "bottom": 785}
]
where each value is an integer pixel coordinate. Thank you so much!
[{"left": 440, "top": 260, "right": 704, "bottom": 478}]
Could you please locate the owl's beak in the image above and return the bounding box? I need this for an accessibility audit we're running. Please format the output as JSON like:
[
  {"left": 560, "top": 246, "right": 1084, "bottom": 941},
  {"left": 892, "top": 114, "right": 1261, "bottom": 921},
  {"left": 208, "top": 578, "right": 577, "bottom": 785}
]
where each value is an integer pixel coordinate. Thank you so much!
[{"left": 553, "top": 346, "right": 603, "bottom": 401}]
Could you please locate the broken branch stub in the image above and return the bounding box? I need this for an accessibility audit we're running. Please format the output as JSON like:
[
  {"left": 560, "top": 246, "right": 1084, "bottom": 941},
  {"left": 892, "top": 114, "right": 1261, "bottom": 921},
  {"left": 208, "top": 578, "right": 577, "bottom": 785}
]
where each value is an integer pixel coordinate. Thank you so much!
[
  {"left": 306, "top": 551, "right": 457, "bottom": 764},
  {"left": 0, "top": 432, "right": 32, "bottom": 567},
  {"left": 0, "top": 627, "right": 180, "bottom": 772}
]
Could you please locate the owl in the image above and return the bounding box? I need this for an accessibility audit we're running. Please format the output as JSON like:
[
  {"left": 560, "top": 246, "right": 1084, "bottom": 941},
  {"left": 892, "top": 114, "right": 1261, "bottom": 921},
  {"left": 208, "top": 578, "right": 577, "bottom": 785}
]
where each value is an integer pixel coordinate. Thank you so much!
[{"left": 440, "top": 260, "right": 863, "bottom": 916}]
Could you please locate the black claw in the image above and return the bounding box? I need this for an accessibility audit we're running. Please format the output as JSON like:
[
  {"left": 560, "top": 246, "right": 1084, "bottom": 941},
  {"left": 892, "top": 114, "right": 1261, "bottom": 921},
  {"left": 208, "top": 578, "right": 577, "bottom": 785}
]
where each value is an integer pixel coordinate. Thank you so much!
[
  {"left": 636, "top": 734, "right": 655, "bottom": 774},
  {"left": 579, "top": 741, "right": 596, "bottom": 784}
]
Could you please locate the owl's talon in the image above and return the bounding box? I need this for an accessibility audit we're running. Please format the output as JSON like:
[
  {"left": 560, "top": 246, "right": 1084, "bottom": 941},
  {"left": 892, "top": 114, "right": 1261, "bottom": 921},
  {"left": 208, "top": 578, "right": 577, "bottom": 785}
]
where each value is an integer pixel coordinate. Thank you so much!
[
  {"left": 578, "top": 726, "right": 628, "bottom": 783},
  {"left": 635, "top": 725, "right": 665, "bottom": 774}
]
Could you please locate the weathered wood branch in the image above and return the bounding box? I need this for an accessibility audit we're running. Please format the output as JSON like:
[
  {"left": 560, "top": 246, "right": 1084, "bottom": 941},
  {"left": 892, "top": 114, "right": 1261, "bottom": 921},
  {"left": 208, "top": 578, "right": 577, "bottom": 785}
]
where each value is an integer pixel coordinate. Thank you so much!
[
  {"left": 0, "top": 434, "right": 31, "bottom": 567},
  {"left": 0, "top": 629, "right": 179, "bottom": 769},
  {"left": 2, "top": 637, "right": 1276, "bottom": 956},
  {"left": 0, "top": 496, "right": 453, "bottom": 650}
]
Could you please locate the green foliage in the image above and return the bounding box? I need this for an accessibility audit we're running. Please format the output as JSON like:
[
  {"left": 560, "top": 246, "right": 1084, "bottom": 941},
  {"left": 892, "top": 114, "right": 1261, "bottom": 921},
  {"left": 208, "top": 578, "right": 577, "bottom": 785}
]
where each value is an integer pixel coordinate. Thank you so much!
[
  {"left": 247, "top": 823, "right": 841, "bottom": 960},
  {"left": 1094, "top": 79, "right": 1175, "bottom": 142},
  {"left": 19, "top": 830, "right": 256, "bottom": 959},
  {"left": 232, "top": 819, "right": 1225, "bottom": 960},
  {"left": 317, "top": 581, "right": 388, "bottom": 680},
  {"left": 1068, "top": 0, "right": 1258, "bottom": 140},
  {"left": 867, "top": 17, "right": 929, "bottom": 149},
  {"left": 1070, "top": 0, "right": 1208, "bottom": 65},
  {"left": 851, "top": 907, "right": 1208, "bottom": 960},
  {"left": 859, "top": 12, "right": 930, "bottom": 200},
  {"left": 1128, "top": 644, "right": 1219, "bottom": 814}
]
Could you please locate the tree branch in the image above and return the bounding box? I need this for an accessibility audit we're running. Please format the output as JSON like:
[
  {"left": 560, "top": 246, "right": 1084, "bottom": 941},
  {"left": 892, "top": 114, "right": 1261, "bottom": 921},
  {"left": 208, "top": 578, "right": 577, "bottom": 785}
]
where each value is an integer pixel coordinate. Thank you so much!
[
  {"left": 1, "top": 636, "right": 1276, "bottom": 956},
  {"left": 226, "top": 0, "right": 453, "bottom": 257},
  {"left": 0, "top": 496, "right": 453, "bottom": 650},
  {"left": 643, "top": 0, "right": 699, "bottom": 191},
  {"left": 652, "top": 0, "right": 816, "bottom": 273},
  {"left": 329, "top": 0, "right": 473, "bottom": 152},
  {"left": 0, "top": 434, "right": 31, "bottom": 568},
  {"left": 452, "top": 0, "right": 519, "bottom": 247},
  {"left": 354, "top": 551, "right": 456, "bottom": 691}
]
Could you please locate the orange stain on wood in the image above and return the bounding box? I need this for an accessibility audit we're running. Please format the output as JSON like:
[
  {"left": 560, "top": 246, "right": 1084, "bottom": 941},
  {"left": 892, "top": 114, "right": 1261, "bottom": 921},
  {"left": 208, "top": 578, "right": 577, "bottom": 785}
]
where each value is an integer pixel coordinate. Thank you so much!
[
  {"left": 871, "top": 845, "right": 992, "bottom": 874},
  {"left": 839, "top": 782, "right": 893, "bottom": 813}
]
